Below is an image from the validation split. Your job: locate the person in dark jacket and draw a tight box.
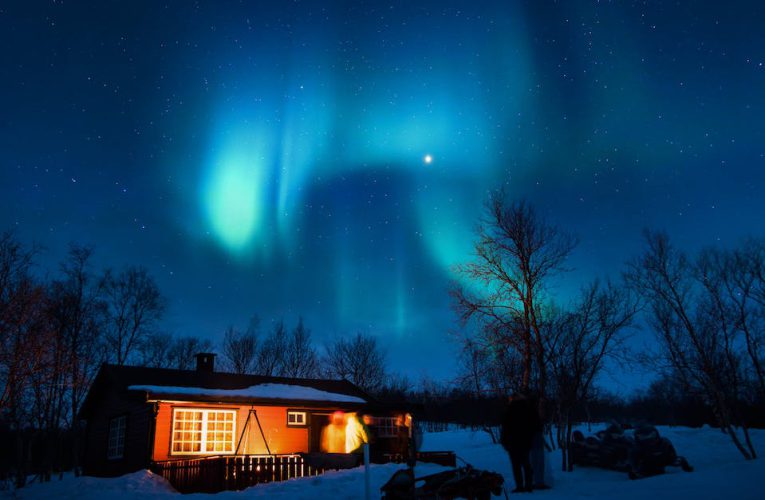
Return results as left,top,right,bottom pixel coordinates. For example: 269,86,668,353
500,393,542,493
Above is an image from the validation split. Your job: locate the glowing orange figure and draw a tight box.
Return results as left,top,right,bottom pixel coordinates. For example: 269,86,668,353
320,411,347,453
344,412,369,453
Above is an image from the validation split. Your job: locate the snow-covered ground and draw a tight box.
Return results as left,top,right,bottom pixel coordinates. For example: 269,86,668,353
7,425,764,499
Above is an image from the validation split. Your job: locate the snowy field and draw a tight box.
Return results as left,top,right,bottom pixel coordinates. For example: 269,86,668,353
6,425,764,499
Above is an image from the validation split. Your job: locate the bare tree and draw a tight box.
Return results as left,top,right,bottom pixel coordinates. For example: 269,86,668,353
377,373,413,400
452,194,576,396
256,319,287,376
626,231,757,459
323,332,386,393
46,245,107,476
101,266,165,365
457,320,528,401
0,233,57,487
167,336,214,370
454,336,510,443
544,281,637,471
713,240,765,400
282,318,319,378
137,331,174,368
0,232,48,424
221,320,258,375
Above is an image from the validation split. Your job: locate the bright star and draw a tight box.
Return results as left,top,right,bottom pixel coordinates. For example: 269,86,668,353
423,154,433,164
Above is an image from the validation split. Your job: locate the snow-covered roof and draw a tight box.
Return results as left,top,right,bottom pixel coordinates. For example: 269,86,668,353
127,383,367,404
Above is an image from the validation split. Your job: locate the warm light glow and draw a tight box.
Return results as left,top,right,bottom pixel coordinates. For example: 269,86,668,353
320,411,347,453
319,411,368,453
344,413,366,453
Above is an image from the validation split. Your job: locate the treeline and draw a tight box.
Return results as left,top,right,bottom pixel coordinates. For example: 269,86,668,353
199,320,390,394
378,375,765,437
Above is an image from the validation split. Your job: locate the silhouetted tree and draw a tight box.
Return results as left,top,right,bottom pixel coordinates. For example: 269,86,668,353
544,280,637,470
452,194,576,396
167,336,214,370
0,232,48,427
221,318,258,374
137,331,174,368
699,240,765,400
627,231,757,459
47,244,107,476
256,319,287,376
102,266,165,366
323,332,386,392
283,318,319,378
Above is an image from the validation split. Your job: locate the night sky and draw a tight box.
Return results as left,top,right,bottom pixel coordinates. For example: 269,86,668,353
2,1,764,389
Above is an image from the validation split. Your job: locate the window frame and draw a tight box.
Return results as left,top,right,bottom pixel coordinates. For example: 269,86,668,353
286,410,307,427
372,416,399,438
107,414,127,460
169,408,237,456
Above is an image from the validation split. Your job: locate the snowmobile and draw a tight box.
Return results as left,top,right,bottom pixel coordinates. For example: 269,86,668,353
571,424,693,479
381,463,505,500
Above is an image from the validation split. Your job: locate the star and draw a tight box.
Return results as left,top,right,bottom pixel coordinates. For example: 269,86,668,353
423,154,433,165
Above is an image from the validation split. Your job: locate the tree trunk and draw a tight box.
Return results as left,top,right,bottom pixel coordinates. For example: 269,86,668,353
566,419,574,472
742,425,757,459
558,414,571,472
724,424,753,460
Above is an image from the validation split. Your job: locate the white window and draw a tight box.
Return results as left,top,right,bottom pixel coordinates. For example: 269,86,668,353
107,415,127,459
373,417,399,438
171,409,236,455
287,410,306,426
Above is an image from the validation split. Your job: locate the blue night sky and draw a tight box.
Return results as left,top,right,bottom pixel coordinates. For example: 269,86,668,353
1,1,764,390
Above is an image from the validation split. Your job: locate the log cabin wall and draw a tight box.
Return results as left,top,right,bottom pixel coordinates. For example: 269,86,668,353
82,390,153,476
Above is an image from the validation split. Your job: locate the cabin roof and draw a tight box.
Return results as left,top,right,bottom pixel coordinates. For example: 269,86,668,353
79,363,375,418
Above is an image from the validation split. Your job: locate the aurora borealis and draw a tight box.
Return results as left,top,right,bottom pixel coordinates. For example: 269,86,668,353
2,1,764,386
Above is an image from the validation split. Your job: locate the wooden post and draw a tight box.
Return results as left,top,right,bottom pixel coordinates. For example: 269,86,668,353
364,443,371,500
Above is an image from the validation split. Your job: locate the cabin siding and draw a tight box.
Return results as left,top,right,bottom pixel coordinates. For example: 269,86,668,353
82,390,153,476
152,402,311,461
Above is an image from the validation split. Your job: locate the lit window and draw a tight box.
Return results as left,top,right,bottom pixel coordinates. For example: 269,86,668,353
171,409,236,455
287,410,307,426
107,415,127,459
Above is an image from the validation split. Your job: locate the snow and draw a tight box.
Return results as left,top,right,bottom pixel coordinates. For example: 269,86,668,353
5,469,176,500
9,425,764,499
127,383,367,404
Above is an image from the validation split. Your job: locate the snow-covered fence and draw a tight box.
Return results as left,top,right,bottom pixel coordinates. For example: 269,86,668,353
151,454,324,494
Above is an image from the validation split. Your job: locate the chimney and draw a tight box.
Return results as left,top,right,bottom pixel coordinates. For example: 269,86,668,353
195,352,216,372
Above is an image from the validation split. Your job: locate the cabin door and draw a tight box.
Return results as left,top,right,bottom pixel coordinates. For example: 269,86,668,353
309,412,331,452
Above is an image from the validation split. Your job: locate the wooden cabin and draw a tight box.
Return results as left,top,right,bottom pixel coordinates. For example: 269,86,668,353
79,353,410,477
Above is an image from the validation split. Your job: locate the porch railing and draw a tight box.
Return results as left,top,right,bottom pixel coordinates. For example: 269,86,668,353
151,451,458,494
150,454,324,494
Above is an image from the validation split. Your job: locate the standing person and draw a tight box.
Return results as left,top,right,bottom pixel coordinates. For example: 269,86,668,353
500,393,541,493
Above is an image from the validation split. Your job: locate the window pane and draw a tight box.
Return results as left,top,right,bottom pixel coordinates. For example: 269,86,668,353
107,416,127,459
171,409,233,455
